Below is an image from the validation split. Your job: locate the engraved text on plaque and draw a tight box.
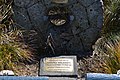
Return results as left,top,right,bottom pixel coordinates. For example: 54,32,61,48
44,58,74,72
52,0,68,3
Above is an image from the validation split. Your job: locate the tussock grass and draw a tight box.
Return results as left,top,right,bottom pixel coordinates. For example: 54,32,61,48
0,0,33,72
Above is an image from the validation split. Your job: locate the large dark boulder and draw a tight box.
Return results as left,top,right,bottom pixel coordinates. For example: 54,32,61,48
13,0,103,57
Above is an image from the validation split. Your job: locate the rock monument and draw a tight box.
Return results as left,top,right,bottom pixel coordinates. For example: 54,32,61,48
13,0,103,56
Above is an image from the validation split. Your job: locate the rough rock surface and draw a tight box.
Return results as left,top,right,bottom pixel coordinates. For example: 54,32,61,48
13,0,103,56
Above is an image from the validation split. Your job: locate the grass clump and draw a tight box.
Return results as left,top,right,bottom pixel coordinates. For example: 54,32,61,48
0,29,32,70
78,33,120,75
93,33,120,74
0,0,33,71
102,0,120,34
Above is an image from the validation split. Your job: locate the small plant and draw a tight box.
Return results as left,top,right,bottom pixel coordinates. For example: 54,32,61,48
0,29,33,70
100,33,120,74
102,0,120,34
92,33,120,74
0,0,33,71
78,33,120,75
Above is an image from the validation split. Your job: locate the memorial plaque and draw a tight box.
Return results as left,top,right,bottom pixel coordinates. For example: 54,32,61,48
44,58,74,72
39,56,77,76
52,0,68,3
